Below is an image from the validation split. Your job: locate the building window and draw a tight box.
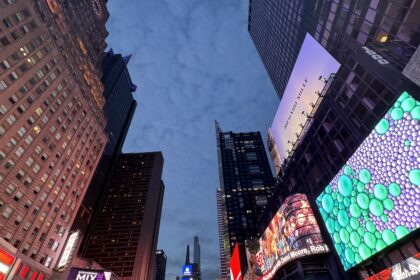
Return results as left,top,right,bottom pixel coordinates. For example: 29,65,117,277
5,160,14,170
44,256,53,267
2,206,13,219
15,147,25,157
246,152,257,160
0,60,10,69
249,165,261,174
5,184,16,194
13,191,23,202
14,215,22,225
1,37,10,46
0,80,7,91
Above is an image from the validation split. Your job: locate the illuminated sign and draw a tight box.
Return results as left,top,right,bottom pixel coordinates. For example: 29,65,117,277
182,265,192,276
365,252,420,280
316,91,420,270
58,231,80,270
361,46,390,65
0,247,15,279
230,244,242,280
270,33,340,168
249,194,328,279
67,268,112,280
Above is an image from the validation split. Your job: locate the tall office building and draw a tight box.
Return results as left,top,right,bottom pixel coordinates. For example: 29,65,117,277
81,152,165,280
216,188,229,279
193,236,200,271
155,250,167,280
0,0,109,278
215,121,275,278
72,49,137,237
249,0,420,278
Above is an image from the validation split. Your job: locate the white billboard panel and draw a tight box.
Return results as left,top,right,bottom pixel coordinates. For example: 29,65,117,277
270,33,341,167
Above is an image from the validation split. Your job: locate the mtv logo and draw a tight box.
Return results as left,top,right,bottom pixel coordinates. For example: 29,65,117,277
75,271,98,280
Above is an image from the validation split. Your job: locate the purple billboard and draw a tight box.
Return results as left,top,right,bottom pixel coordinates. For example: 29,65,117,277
67,268,113,280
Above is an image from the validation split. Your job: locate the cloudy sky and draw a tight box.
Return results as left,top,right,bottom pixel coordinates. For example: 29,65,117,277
106,0,278,278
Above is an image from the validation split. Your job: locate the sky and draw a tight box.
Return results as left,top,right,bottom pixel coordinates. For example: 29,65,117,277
105,1,279,279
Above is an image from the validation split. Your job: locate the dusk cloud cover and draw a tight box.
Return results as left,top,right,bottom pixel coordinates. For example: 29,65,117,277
105,1,278,278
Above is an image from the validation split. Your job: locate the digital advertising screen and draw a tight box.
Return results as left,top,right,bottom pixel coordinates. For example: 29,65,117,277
365,252,420,280
182,265,192,276
270,33,341,167
249,194,329,279
316,91,420,271
67,268,112,280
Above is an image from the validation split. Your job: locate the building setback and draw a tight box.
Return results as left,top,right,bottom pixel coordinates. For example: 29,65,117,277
81,153,165,280
215,121,275,278
249,0,420,278
0,0,109,278
155,250,167,280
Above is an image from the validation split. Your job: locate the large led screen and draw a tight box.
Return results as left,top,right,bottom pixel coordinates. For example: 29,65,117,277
270,33,340,167
365,252,420,280
254,194,329,279
316,91,420,271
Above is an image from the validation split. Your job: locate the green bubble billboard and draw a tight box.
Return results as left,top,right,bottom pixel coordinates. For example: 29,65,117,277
316,91,420,270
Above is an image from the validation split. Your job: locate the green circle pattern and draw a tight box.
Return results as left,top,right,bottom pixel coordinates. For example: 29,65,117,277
316,92,418,271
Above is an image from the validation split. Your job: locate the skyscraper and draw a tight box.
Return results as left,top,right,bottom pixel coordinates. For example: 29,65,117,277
181,244,200,280
215,121,275,278
72,48,137,237
193,236,200,271
0,0,109,278
81,152,165,280
249,0,420,278
216,188,229,279
155,250,167,280
248,1,319,99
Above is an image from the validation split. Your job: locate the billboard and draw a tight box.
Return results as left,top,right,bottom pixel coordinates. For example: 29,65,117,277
364,252,420,280
246,194,328,279
57,231,80,271
316,91,420,270
230,244,242,280
67,268,112,280
270,33,340,167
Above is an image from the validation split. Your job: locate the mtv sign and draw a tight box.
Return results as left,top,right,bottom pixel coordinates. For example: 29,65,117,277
77,272,99,280
68,268,111,280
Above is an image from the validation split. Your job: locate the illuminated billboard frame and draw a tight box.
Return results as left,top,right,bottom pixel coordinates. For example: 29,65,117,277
270,33,341,169
251,194,328,279
316,91,420,270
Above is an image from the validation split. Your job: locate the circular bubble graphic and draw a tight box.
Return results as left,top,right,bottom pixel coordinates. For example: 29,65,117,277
316,92,420,271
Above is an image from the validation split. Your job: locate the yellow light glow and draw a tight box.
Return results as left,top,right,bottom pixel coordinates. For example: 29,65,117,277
379,35,388,43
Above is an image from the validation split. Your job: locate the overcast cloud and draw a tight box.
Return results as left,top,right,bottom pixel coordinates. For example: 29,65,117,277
106,1,278,279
